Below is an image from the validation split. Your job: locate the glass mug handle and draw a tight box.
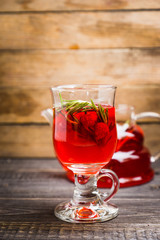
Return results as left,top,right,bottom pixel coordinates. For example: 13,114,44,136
134,111,160,163
134,112,160,121
97,169,119,202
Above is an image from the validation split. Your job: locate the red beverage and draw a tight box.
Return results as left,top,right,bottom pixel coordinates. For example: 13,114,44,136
53,104,117,173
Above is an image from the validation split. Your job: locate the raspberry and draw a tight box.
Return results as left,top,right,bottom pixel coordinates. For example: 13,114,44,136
73,111,85,121
80,111,98,129
95,122,109,141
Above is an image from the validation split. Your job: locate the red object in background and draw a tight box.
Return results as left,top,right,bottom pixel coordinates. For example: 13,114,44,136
53,106,117,174
66,124,154,187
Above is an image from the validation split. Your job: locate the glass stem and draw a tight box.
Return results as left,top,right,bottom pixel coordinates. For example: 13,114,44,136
71,173,100,206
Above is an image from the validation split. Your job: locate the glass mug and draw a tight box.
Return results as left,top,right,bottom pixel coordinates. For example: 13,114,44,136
42,104,160,188
51,84,119,223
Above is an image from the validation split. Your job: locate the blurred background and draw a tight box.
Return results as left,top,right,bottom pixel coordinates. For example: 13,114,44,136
0,0,160,158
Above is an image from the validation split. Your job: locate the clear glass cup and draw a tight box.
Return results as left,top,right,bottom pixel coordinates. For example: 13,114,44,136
51,84,119,223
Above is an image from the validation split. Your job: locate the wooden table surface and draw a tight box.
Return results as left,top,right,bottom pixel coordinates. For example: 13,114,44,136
0,158,160,240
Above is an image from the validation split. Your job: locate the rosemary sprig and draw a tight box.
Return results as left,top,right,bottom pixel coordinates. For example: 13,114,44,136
105,108,108,122
58,93,108,124
59,92,64,107
91,99,97,111
66,101,79,111
67,101,89,115
98,104,108,123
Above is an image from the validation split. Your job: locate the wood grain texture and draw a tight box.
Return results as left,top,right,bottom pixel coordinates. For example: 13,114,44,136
1,0,160,11
0,199,160,223
1,49,160,88
0,87,51,123
0,12,160,49
0,123,159,157
0,159,160,199
0,222,160,240
0,125,53,157
0,158,159,239
0,85,159,123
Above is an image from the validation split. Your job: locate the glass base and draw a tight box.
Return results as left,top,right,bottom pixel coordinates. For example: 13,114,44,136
54,201,118,223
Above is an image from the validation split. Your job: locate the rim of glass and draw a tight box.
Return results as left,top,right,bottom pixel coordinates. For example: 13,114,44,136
116,104,135,112
51,84,117,91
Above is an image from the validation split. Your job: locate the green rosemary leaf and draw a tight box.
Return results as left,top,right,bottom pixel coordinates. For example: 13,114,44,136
67,101,89,115
105,108,108,123
98,104,107,123
67,102,80,114
66,115,78,125
81,106,93,112
64,99,76,102
72,115,79,123
75,102,89,112
66,101,79,111
98,104,103,121
59,92,64,107
91,99,97,111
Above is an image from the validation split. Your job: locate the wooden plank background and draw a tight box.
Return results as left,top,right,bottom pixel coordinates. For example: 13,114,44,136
1,0,160,11
0,12,160,49
0,0,160,157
